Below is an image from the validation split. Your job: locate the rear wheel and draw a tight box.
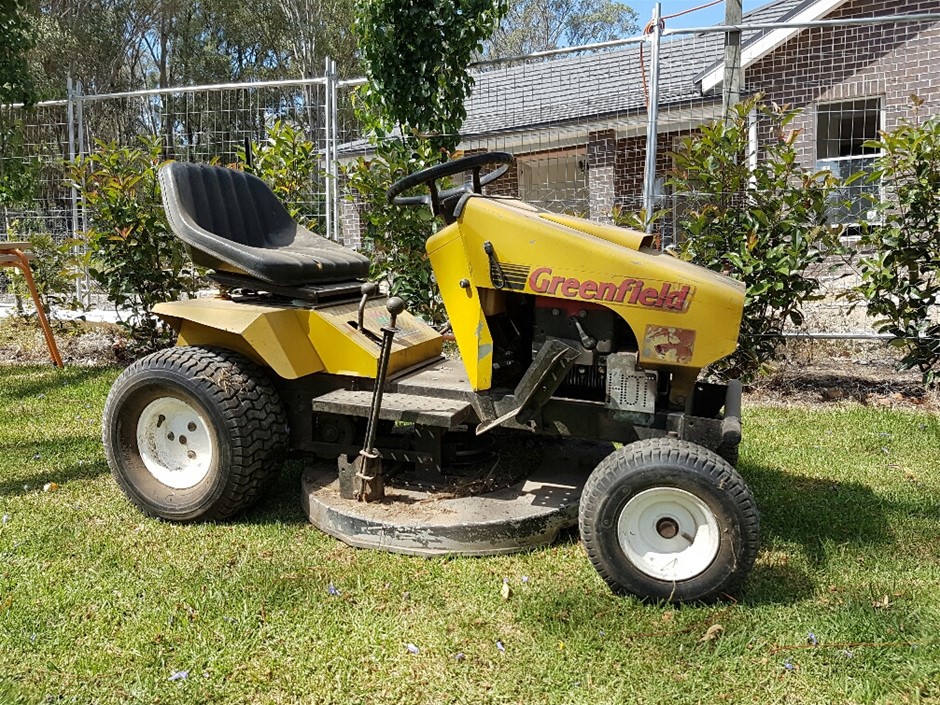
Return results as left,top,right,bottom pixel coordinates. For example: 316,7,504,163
579,438,759,603
103,346,288,522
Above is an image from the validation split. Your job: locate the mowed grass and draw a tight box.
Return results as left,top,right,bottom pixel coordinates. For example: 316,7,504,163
1,365,939,705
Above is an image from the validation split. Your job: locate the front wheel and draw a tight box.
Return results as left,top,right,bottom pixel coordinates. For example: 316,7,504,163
579,438,759,603
102,346,289,522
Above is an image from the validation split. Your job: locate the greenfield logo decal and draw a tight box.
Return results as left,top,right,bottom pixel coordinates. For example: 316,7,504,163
527,267,691,312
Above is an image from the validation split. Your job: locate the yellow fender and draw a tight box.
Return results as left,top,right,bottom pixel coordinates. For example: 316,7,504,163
155,297,443,380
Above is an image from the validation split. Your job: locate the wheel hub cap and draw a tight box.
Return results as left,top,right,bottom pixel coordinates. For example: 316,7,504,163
137,397,213,489
655,517,679,539
617,487,721,581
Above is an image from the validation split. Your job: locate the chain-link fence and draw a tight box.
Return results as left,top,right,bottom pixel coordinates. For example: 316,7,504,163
2,2,938,329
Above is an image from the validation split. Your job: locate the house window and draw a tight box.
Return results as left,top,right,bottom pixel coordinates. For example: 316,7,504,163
815,98,882,225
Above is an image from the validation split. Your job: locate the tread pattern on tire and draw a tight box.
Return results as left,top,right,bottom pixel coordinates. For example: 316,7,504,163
579,438,759,602
104,345,289,521
716,441,740,468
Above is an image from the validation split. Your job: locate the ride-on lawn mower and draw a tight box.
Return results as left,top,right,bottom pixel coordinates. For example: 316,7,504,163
102,152,758,603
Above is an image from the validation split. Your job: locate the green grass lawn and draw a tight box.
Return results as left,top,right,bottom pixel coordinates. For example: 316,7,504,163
1,365,939,705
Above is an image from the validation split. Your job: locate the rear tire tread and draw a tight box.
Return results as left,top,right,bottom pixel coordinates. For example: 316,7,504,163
104,346,288,521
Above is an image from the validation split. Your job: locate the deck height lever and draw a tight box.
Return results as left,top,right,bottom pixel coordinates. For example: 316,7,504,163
343,296,405,502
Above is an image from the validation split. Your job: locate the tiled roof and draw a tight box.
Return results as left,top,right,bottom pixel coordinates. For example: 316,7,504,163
461,0,809,136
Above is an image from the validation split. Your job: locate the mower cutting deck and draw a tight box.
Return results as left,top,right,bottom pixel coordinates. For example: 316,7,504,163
102,153,759,603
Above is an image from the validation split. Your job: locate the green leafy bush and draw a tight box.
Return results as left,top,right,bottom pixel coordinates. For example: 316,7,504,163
668,98,844,380
4,222,82,317
347,0,509,323
0,118,40,212
2,118,82,318
238,120,323,229
852,108,940,386
344,130,446,323
67,137,197,350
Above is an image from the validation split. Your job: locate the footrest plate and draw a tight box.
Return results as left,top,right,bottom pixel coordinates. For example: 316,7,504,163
312,390,473,429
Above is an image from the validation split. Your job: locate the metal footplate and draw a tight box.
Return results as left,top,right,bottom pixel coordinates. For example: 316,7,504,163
312,390,474,430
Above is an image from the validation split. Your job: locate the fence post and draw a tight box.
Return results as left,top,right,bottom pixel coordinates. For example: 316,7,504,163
66,76,84,305
722,0,743,119
76,81,91,308
748,106,758,188
330,57,340,243
642,3,662,234
324,58,333,244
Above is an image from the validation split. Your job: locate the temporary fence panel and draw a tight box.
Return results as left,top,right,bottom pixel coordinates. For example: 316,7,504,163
0,100,73,245
2,5,938,333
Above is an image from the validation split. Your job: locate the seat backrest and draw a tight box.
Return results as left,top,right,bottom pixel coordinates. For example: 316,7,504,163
160,162,296,248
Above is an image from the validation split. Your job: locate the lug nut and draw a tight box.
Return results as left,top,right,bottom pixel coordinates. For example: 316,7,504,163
187,422,197,432
179,435,187,445
167,432,175,441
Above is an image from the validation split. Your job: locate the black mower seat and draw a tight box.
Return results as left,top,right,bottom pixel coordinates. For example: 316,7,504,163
158,162,370,286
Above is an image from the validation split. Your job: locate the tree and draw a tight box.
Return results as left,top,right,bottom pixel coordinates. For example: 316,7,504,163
22,0,335,100
1,0,38,239
24,0,154,98
356,0,509,148
139,0,295,89
349,0,510,321
483,0,637,58
1,0,36,105
274,0,358,79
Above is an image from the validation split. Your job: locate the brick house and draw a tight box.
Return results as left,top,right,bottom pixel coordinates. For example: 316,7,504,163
340,0,939,243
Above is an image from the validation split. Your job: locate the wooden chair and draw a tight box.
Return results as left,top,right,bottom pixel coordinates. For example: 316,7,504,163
0,241,64,368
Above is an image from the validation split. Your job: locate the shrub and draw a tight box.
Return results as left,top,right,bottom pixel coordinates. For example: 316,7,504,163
667,98,845,380
852,106,940,386
4,221,82,317
238,120,323,230
344,132,446,324
0,117,40,212
67,137,198,350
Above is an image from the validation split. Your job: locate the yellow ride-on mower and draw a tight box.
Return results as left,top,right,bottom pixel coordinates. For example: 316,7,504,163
102,152,758,603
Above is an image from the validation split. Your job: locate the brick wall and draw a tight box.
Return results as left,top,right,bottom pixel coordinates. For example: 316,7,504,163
464,147,519,197
613,132,671,209
745,0,940,167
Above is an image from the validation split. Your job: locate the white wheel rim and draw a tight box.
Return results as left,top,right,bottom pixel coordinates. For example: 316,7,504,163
617,487,721,582
136,397,215,489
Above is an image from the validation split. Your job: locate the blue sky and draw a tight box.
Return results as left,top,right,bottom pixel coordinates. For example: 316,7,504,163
628,0,766,29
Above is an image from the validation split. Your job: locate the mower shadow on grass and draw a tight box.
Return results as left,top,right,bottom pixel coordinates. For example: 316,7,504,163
740,461,891,603
240,460,312,526
240,458,894,604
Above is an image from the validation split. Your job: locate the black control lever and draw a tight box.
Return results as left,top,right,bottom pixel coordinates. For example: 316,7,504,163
483,241,508,290
357,281,379,330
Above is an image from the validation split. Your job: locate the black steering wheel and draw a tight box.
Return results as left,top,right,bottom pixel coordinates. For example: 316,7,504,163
386,152,514,219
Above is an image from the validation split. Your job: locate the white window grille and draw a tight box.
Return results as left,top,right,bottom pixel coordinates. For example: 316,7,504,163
815,98,882,226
